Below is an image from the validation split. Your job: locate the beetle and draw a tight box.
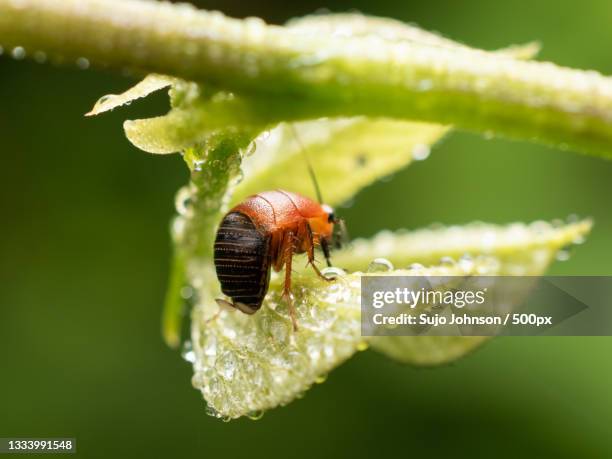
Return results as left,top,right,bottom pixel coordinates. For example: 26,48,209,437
213,189,340,330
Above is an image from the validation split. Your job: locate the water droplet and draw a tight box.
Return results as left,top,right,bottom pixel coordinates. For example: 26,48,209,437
33,51,47,63
244,141,256,157
412,143,431,161
367,258,394,272
11,46,26,60
551,218,564,228
566,214,580,223
97,94,116,105
171,216,186,242
232,169,244,185
408,263,425,270
556,249,570,261
247,410,264,420
417,79,433,91
203,336,217,357
174,186,193,216
193,159,204,172
216,352,237,379
76,57,90,69
180,285,194,300
458,254,474,272
321,267,346,279
181,341,196,363
314,374,328,384
439,256,456,266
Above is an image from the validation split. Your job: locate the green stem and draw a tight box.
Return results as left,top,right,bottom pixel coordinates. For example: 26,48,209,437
1,0,612,156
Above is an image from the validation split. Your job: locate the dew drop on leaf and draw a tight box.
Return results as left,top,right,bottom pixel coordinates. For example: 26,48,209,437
97,94,117,105
244,141,257,157
320,267,346,278
180,286,194,300
412,143,431,161
174,185,194,217
367,258,394,272
33,51,47,63
440,256,456,266
194,160,204,172
181,341,196,363
11,46,26,60
556,249,570,261
417,79,433,91
76,57,90,70
247,410,265,420
458,254,475,272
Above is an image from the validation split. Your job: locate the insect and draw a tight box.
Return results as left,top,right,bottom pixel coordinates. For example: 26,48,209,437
214,189,342,330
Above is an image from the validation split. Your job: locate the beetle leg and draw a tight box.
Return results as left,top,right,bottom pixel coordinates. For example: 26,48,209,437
306,224,334,282
282,231,299,332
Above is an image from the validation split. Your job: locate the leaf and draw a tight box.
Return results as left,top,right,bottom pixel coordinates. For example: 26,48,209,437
191,258,494,420
333,219,593,275
189,219,591,419
123,108,210,155
85,74,176,116
361,219,592,366
231,119,447,207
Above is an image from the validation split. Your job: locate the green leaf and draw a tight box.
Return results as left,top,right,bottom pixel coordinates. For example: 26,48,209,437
86,74,176,116
231,119,448,207
189,219,591,419
359,219,592,366
333,219,593,275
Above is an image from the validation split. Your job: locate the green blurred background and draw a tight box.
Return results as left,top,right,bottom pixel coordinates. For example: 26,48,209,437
1,0,611,457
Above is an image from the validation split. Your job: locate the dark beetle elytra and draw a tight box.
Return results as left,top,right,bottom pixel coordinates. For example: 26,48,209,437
214,189,337,330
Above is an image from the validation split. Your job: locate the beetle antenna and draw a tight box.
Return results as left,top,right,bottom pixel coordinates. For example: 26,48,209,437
289,123,325,204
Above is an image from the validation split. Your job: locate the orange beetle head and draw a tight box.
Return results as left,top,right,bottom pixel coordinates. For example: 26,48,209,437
308,203,335,243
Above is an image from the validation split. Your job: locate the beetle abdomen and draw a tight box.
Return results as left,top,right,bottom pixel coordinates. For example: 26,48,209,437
214,211,271,313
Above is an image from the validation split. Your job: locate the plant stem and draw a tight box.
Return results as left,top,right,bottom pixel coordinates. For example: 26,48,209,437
1,0,612,156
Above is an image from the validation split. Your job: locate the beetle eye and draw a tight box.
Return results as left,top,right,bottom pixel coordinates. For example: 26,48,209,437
328,212,335,223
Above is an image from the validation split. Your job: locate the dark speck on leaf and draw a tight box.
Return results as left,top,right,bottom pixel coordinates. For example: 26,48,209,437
355,153,368,167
